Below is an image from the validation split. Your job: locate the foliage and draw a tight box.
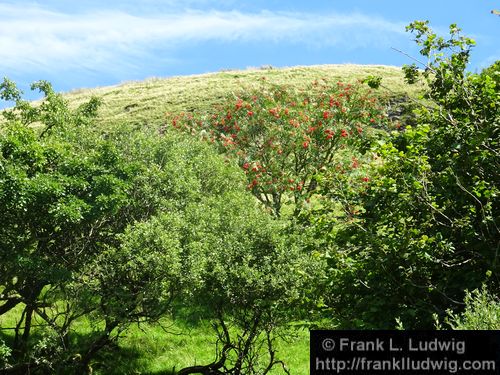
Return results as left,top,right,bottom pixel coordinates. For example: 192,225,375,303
0,80,184,372
168,79,387,217
0,339,11,367
435,285,500,330
362,75,382,89
309,22,499,328
173,194,322,375
0,78,100,133
0,78,324,374
481,59,500,87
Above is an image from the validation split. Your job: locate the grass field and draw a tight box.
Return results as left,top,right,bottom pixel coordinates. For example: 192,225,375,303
92,321,310,375
0,302,310,374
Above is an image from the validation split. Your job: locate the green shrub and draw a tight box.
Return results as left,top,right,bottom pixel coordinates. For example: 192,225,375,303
436,286,500,330
310,22,499,328
0,339,11,368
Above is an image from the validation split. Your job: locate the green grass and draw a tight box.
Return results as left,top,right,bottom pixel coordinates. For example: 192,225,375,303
92,320,310,375
1,306,309,375
92,319,218,375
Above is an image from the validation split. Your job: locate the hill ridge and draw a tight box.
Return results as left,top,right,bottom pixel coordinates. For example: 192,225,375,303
63,64,421,128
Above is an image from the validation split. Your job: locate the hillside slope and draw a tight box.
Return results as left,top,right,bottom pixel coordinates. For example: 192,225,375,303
64,64,423,128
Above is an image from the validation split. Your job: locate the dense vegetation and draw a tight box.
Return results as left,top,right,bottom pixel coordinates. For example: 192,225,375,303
0,21,498,374
308,21,500,328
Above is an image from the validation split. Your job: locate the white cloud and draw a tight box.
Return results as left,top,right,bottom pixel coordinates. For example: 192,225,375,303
0,3,407,76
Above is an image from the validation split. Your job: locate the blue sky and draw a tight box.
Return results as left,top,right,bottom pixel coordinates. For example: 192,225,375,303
1,0,499,103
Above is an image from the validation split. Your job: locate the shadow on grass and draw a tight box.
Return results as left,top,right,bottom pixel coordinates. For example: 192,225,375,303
92,344,177,375
1,311,231,375
170,304,216,328
1,328,178,375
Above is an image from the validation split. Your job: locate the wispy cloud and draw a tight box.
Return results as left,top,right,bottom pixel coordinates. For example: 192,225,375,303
0,3,407,77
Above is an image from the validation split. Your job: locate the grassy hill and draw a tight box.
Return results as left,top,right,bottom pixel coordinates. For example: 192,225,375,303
64,64,423,128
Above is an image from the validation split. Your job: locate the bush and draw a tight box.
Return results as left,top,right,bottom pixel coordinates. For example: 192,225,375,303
311,22,499,328
0,81,198,372
168,79,387,217
436,286,500,330
0,339,11,368
166,192,323,375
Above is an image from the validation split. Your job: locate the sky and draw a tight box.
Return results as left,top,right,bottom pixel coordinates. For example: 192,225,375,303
0,0,499,104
